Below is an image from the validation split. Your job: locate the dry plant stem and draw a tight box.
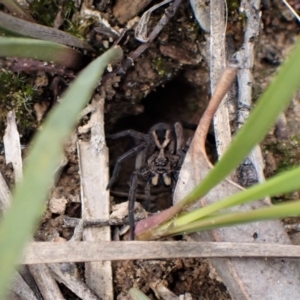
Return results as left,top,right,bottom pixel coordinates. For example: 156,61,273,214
149,282,179,300
42,223,89,299
28,265,64,300
134,0,173,42
3,111,23,182
103,0,183,81
0,113,11,212
209,0,232,156
22,241,300,264
70,219,84,241
0,171,10,212
78,95,113,300
18,266,43,300
48,264,100,300
63,215,145,228
196,65,238,152
282,0,300,21
10,271,38,300
235,0,265,184
42,224,83,299
6,292,22,300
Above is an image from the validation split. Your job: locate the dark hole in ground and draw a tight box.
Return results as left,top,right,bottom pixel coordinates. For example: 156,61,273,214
106,76,215,213
107,78,198,213
111,78,198,133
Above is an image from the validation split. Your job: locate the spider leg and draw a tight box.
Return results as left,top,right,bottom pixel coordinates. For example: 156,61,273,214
128,171,139,240
128,149,148,240
144,180,151,211
174,122,185,155
107,129,148,141
107,143,146,189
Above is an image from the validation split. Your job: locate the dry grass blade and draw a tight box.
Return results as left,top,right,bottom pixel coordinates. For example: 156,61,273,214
28,264,64,300
78,96,113,299
0,12,93,51
0,172,10,212
3,111,23,182
21,241,300,264
48,264,100,300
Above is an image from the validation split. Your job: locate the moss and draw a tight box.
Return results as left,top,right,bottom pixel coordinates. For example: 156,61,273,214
240,10,247,29
265,137,300,174
0,70,38,136
264,136,300,203
29,0,87,37
152,58,167,77
227,0,240,12
30,0,60,27
64,16,94,39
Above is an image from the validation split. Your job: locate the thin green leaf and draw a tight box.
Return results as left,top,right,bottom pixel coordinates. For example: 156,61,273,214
172,164,300,227
128,288,151,300
0,46,123,299
167,201,300,235
0,37,82,69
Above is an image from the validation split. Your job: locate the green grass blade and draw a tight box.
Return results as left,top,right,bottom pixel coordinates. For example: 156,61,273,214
167,200,300,235
173,164,300,227
0,37,82,68
0,46,122,299
129,288,151,300
181,38,300,206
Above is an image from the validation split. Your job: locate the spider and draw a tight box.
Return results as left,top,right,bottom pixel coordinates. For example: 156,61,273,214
106,122,187,239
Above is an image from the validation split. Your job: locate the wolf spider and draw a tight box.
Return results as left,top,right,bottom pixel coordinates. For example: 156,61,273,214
107,122,187,239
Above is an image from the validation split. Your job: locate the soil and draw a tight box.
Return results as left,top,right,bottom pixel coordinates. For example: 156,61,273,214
1,0,300,299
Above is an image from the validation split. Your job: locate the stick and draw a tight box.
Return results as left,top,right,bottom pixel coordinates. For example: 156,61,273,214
78,95,113,299
22,241,300,264
102,0,183,81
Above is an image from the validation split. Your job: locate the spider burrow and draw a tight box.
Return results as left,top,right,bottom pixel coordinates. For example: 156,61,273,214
106,122,188,240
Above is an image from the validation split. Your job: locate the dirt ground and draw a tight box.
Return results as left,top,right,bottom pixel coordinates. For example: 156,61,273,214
1,0,300,299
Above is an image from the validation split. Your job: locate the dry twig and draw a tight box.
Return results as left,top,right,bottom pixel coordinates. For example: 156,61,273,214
102,0,183,81
22,241,300,264
78,95,113,299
